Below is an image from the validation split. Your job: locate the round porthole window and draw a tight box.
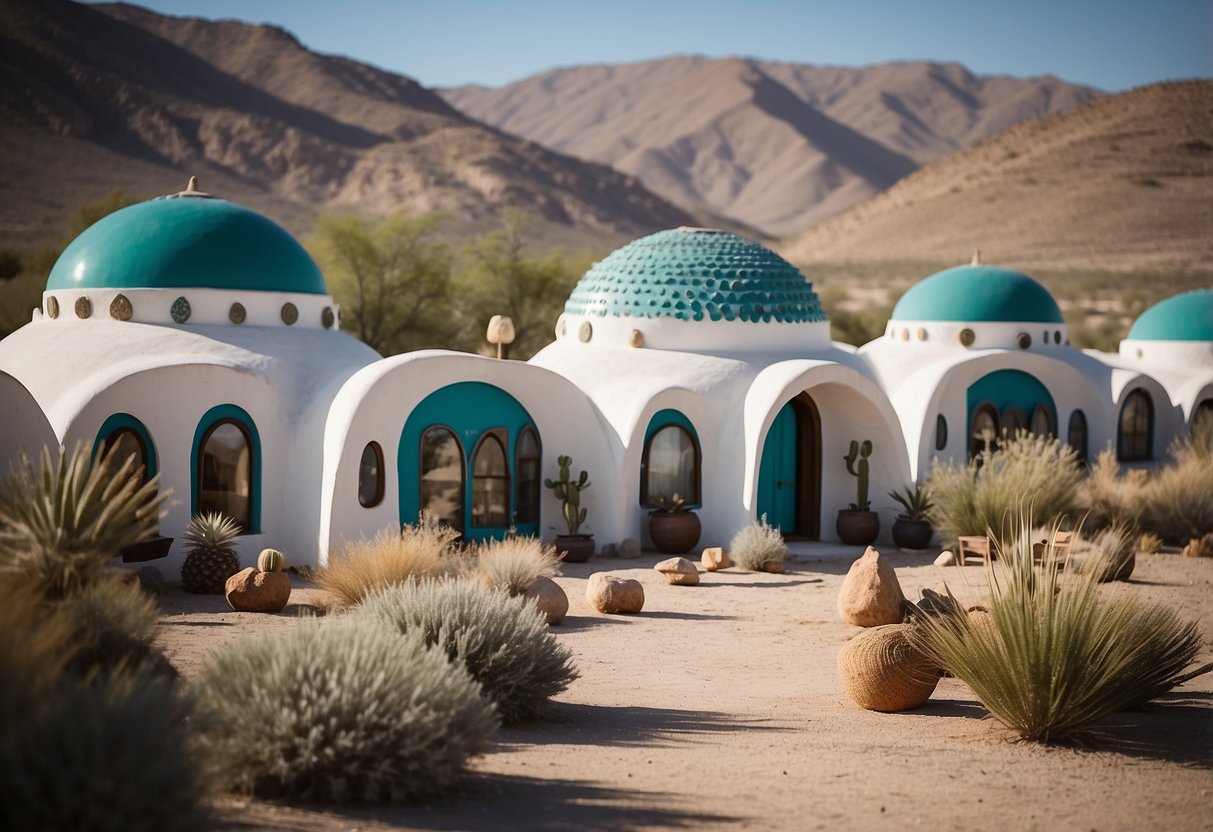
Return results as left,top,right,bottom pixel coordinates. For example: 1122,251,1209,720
900,328,910,341
1017,332,1031,349
321,306,335,329
281,302,298,326
917,327,928,342
46,296,59,319
958,328,975,347
229,302,246,325
579,321,593,343
1053,331,1061,345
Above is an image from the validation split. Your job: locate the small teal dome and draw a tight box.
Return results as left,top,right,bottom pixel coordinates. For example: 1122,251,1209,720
47,195,326,295
1128,290,1213,341
891,265,1063,324
564,229,826,324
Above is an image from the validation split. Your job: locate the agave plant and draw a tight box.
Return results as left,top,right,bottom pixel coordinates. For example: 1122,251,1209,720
180,512,242,594
0,442,165,598
889,484,933,521
647,493,690,513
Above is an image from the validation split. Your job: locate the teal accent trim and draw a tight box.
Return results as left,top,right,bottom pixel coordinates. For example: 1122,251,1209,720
564,229,826,324
93,413,158,479
48,197,327,295
757,402,797,531
892,265,1063,323
1127,289,1213,342
640,409,701,507
190,404,262,534
966,370,1056,438
398,382,538,543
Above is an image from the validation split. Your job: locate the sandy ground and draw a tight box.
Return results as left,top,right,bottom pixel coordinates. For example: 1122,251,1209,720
155,546,1213,831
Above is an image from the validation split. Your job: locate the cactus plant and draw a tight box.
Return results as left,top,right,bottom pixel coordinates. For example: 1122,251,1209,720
181,512,241,594
257,548,286,573
844,439,873,511
544,455,590,536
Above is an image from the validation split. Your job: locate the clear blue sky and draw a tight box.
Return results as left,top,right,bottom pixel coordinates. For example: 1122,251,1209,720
108,0,1210,91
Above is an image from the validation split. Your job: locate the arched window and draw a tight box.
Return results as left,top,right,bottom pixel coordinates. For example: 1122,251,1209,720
1067,410,1088,464
969,404,999,459
471,431,509,528
641,421,701,506
420,427,464,530
935,414,947,451
515,426,541,524
1001,406,1027,440
1118,389,1153,461
1030,405,1054,438
95,413,157,482
198,420,253,531
358,442,384,508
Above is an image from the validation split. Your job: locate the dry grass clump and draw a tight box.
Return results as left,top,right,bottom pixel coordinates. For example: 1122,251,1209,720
357,577,578,722
471,535,561,595
1078,450,1147,532
912,517,1204,743
928,431,1082,549
193,616,498,802
729,515,788,570
318,518,460,608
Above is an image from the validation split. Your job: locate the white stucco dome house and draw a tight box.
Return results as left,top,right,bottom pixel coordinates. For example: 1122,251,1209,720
1,189,1208,574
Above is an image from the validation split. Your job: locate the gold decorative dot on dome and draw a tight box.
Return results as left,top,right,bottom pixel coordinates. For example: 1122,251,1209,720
75,297,92,319
46,296,59,319
578,321,593,343
629,328,644,348
281,302,298,326
958,328,975,347
917,327,928,341
321,306,335,329
110,293,132,321
229,302,246,325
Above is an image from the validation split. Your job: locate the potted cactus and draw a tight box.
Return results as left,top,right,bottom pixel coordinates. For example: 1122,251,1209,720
836,439,880,546
646,493,702,554
544,455,594,562
889,484,934,549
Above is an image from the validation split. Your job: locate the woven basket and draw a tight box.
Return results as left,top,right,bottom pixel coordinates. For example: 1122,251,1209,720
838,623,939,712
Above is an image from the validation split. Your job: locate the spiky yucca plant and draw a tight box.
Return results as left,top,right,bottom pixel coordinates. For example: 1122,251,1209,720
472,535,561,596
181,512,241,594
0,442,165,598
912,515,1204,743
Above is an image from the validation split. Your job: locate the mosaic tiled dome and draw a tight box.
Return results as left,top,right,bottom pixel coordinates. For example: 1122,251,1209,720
891,265,1063,324
564,229,826,324
1128,289,1213,341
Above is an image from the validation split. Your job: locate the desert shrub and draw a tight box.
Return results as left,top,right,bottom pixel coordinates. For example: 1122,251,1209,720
0,442,165,598
1078,450,1146,532
1070,524,1137,582
912,516,1204,743
472,535,561,595
1138,419,1213,543
927,431,1082,549
318,517,460,607
357,577,578,721
65,574,176,679
193,617,498,802
1138,531,1162,554
729,515,788,570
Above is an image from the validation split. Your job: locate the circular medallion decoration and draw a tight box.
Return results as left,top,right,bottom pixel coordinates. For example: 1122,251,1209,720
958,328,975,347
321,306,335,329
917,327,928,341
109,293,133,321
1017,332,1031,350
74,297,92,319
171,296,191,324
629,328,644,348
900,328,911,341
229,302,247,325
578,321,593,343
46,296,59,319
281,302,298,326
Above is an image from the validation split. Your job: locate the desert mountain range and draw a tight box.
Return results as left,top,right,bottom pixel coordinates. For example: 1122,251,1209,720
781,80,1213,271
443,57,1100,236
0,0,695,249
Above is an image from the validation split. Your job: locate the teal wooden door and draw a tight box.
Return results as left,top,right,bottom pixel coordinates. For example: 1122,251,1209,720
757,402,798,532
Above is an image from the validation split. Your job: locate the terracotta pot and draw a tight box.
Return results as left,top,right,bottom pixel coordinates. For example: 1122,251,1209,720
891,518,933,550
836,510,880,546
554,535,595,563
648,511,701,555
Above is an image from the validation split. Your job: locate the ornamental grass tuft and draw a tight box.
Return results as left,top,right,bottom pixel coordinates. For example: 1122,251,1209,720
357,577,578,722
193,616,499,802
911,515,1204,743
318,516,461,608
471,535,561,596
728,515,788,571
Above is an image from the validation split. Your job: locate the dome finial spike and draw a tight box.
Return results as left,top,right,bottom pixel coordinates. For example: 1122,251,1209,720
186,175,199,193
971,249,982,266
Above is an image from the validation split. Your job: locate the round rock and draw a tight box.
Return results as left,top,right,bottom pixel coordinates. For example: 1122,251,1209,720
525,576,569,624
225,567,291,613
654,557,699,586
701,547,732,571
586,572,644,614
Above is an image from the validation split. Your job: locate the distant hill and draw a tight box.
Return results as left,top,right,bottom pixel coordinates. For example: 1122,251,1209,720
781,81,1213,271
442,56,1100,236
0,0,698,250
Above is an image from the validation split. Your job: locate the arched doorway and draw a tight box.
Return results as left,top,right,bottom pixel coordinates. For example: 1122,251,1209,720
756,392,821,539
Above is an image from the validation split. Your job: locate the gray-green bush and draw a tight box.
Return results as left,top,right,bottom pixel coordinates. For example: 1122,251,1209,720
193,616,498,802
928,431,1082,548
472,535,561,595
357,577,578,721
65,574,176,679
728,515,788,570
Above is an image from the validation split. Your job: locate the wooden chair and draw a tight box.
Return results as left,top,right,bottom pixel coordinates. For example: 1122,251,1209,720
957,535,991,565
1032,531,1072,566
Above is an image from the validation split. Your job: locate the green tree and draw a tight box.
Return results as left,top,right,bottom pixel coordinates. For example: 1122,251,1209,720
456,212,587,360
309,212,456,355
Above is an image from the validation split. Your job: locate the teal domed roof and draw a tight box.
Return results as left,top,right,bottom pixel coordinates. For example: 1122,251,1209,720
891,265,1063,324
47,194,326,295
563,229,825,323
1128,289,1213,341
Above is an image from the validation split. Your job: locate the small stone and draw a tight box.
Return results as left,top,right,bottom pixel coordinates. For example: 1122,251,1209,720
586,572,644,614
701,547,732,571
618,538,642,559
225,567,291,613
655,557,699,585
601,543,619,558
934,551,958,567
525,576,569,624
838,546,907,627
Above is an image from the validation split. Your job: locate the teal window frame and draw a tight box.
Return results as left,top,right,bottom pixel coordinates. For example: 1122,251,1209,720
94,413,157,480
639,409,702,508
191,403,261,533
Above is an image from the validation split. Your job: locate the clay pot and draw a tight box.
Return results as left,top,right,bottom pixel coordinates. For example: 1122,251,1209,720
648,511,702,555
836,510,880,546
891,518,933,550
554,535,595,563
